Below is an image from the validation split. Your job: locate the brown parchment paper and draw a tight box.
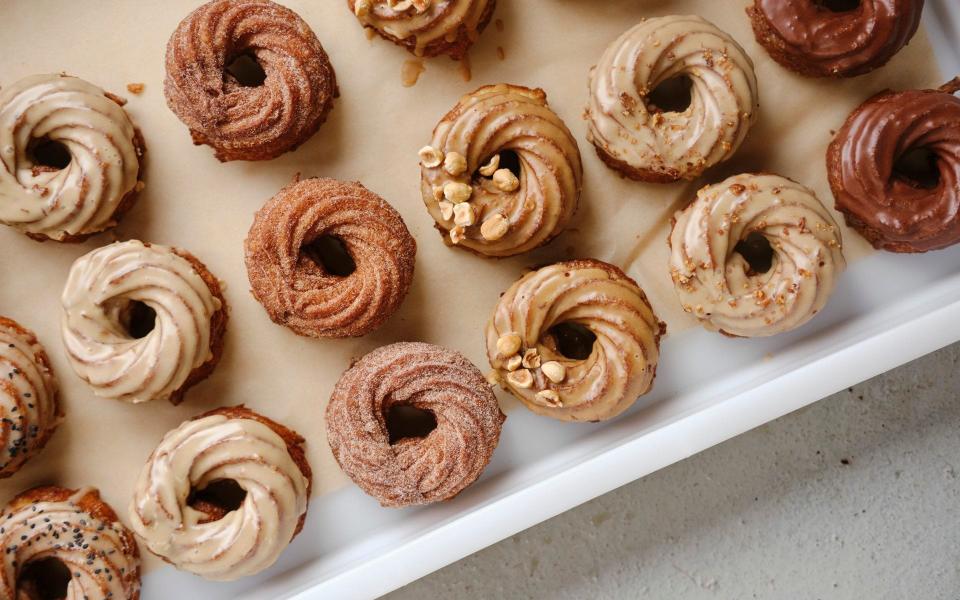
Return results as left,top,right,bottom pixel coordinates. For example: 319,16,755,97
0,0,942,574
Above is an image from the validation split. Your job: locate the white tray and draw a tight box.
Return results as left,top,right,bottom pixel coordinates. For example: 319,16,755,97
134,3,958,599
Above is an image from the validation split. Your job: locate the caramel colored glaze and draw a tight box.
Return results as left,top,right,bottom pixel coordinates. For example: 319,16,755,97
586,16,759,183
0,74,144,242
486,260,665,422
0,318,61,478
61,241,227,404
326,342,504,508
669,173,846,338
828,80,960,253
421,84,582,257
1,486,141,599
349,0,496,60
164,0,337,161
130,407,310,581
244,178,417,338
748,0,924,78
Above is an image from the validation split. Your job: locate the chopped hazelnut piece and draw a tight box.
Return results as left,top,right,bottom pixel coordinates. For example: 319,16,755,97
443,181,473,204
419,145,443,168
449,225,466,245
486,370,501,386
493,168,520,192
438,200,454,221
432,185,444,201
506,355,523,372
541,361,566,383
479,154,500,177
536,390,562,407
355,0,372,18
453,202,475,227
480,213,509,241
126,83,145,95
506,369,533,388
496,332,522,357
521,348,541,369
444,151,468,176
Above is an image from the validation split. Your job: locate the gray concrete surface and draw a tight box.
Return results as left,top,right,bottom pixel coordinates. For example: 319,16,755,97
386,342,960,599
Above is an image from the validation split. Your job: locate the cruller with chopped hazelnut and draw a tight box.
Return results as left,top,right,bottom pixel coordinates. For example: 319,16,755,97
420,84,582,258
485,260,665,422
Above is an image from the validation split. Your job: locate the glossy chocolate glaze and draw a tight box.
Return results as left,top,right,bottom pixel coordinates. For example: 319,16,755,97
749,0,924,77
828,79,960,253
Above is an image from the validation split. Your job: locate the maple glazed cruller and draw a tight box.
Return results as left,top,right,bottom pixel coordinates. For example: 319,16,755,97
420,84,582,257
586,15,758,183
486,260,665,422
129,406,311,581
669,173,846,338
60,240,228,404
0,74,144,242
348,0,497,60
164,0,338,161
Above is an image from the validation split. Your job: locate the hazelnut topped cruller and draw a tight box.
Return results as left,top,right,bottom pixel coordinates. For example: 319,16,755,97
420,84,582,258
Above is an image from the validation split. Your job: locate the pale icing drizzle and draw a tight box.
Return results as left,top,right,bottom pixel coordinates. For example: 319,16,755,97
129,414,309,581
586,15,758,181
60,240,221,403
0,487,140,599
669,173,846,337
0,318,59,477
0,74,141,240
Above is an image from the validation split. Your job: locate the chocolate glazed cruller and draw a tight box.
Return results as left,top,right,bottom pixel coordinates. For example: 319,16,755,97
0,74,144,242
61,240,227,404
586,15,759,183
747,0,924,78
245,177,417,338
348,0,496,59
486,260,665,422
129,406,311,581
420,84,582,257
828,78,960,253
1,486,141,599
0,317,61,478
326,342,505,507
669,173,846,338
164,0,338,161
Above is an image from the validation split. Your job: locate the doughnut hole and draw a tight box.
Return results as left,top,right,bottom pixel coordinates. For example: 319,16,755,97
188,479,247,523
18,556,71,600
893,146,940,190
225,52,267,87
386,405,437,444
474,149,522,180
646,76,693,113
27,138,71,171
814,0,861,12
302,235,357,277
117,301,157,339
543,322,597,361
734,232,775,275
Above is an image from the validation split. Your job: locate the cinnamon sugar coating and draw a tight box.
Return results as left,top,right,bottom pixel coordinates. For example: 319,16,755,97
326,342,505,507
244,178,417,338
164,0,338,161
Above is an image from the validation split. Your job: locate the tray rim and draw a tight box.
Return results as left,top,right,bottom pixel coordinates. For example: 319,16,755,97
257,5,960,598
